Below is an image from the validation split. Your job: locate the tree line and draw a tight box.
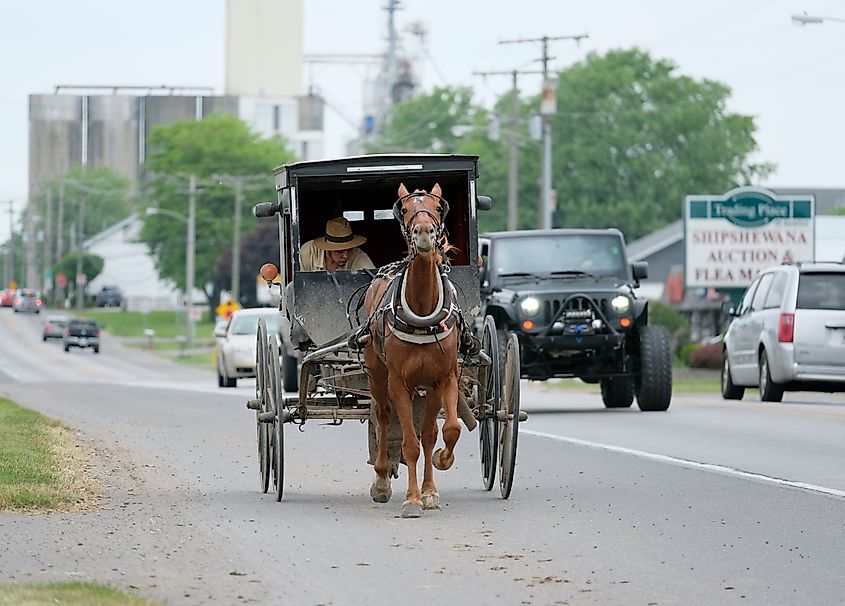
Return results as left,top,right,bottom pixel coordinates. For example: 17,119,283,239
22,48,771,311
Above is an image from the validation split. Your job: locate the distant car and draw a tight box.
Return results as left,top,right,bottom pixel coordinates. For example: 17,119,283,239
215,308,279,388
43,314,72,341
0,289,14,307
96,286,124,308
13,289,43,313
722,262,845,402
63,318,101,353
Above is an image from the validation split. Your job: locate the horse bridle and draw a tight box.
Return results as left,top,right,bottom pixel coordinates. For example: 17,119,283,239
392,190,450,246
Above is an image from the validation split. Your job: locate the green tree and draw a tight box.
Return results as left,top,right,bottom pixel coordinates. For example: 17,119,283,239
457,89,542,232
53,251,104,306
35,166,133,260
140,113,296,311
367,86,484,153
549,48,773,240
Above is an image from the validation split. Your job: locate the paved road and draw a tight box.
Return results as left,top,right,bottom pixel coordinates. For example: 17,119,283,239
1,309,844,605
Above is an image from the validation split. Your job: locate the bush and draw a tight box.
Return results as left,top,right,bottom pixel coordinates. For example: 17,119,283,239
688,342,722,369
679,342,701,366
648,300,690,357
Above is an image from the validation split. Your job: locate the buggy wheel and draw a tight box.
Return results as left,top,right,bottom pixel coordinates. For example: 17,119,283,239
256,319,271,493
478,315,500,491
498,332,521,499
268,339,285,501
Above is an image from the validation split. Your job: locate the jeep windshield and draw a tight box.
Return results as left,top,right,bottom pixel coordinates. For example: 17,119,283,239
491,234,627,280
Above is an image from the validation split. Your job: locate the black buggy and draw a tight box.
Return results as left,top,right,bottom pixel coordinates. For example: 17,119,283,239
247,154,526,501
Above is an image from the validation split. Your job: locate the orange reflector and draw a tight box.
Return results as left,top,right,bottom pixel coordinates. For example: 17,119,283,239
620,317,632,328
522,320,534,330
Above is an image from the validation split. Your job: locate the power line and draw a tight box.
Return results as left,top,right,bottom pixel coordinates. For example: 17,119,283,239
474,69,542,230
499,33,589,230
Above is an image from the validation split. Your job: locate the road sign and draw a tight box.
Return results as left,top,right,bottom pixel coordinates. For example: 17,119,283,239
56,272,67,288
76,273,87,286
189,307,203,322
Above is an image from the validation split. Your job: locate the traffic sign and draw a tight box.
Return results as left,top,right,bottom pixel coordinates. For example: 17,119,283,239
56,273,67,288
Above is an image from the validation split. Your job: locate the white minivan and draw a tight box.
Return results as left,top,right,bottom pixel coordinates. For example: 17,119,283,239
722,262,845,402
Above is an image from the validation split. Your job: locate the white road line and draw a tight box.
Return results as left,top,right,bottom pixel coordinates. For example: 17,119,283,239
523,429,845,499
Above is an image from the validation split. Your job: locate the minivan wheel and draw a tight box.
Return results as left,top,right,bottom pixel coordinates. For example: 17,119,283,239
759,350,784,403
721,354,745,400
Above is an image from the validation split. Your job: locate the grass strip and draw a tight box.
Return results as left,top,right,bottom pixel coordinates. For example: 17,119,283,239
0,398,97,511
0,582,158,605
82,310,213,339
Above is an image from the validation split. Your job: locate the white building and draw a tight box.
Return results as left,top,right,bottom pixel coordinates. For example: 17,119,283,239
84,215,203,312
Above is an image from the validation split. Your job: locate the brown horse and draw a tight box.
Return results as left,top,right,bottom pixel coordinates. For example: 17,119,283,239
363,183,461,518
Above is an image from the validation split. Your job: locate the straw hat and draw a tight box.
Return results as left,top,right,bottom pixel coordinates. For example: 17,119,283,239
314,217,367,251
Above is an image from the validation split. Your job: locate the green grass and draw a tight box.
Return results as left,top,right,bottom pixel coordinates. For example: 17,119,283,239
546,374,720,395
0,398,84,510
83,310,214,339
0,582,159,605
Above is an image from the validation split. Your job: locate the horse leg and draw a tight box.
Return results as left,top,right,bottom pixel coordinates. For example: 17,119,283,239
369,367,393,503
433,373,461,471
420,400,441,510
388,376,422,518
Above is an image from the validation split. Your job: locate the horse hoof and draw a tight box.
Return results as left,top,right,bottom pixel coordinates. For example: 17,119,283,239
433,448,454,471
401,500,423,518
421,491,440,510
370,480,392,503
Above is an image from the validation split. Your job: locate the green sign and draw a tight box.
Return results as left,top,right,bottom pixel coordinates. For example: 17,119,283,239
688,189,813,227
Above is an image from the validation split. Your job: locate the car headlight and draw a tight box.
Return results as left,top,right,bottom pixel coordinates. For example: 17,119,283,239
519,296,541,316
611,295,631,313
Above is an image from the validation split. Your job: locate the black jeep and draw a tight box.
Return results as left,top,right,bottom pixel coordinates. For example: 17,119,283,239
479,229,672,411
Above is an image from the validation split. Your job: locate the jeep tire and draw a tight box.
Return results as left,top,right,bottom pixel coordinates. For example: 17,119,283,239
282,351,298,393
635,325,672,411
601,377,634,408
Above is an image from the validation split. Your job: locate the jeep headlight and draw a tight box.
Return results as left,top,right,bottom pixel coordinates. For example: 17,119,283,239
611,295,631,313
519,296,541,316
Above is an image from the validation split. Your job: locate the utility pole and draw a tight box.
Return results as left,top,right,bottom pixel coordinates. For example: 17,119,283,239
186,174,196,347
43,189,52,291
232,177,243,304
500,33,588,229
474,68,542,230
56,182,65,261
75,196,86,312
25,203,37,288
2,200,12,289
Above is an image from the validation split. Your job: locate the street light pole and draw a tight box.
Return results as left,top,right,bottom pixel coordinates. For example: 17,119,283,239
186,174,196,347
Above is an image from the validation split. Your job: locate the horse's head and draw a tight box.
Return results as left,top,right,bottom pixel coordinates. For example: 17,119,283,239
394,183,449,256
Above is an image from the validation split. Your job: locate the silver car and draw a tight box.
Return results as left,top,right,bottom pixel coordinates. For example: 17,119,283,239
722,262,845,401
215,308,280,388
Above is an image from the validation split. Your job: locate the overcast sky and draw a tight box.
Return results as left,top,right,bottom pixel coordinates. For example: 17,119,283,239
2,0,845,237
